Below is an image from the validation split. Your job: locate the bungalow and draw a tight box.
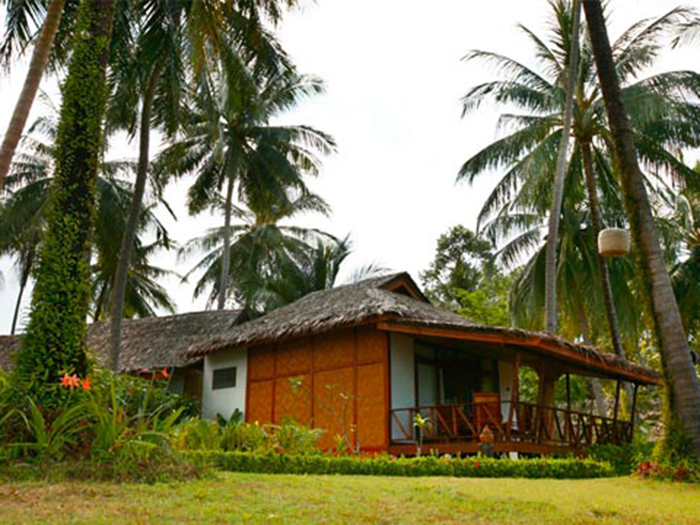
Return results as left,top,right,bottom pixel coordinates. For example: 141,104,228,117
0,310,246,399
189,272,660,456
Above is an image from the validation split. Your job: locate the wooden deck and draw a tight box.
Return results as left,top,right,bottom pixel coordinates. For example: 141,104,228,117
389,401,633,456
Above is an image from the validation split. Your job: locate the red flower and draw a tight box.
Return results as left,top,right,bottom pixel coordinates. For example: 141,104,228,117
82,378,91,391
475,461,480,468
161,367,170,379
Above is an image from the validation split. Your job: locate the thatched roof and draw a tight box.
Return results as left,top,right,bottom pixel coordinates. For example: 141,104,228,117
189,272,660,385
0,310,245,373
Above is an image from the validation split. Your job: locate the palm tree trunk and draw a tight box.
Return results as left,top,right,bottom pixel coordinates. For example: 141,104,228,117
581,141,635,405
108,66,161,371
579,291,607,416
217,174,235,310
545,0,581,334
11,257,33,334
0,0,65,195
584,0,700,459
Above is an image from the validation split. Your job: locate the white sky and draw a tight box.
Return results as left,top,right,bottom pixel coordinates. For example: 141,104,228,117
0,0,697,334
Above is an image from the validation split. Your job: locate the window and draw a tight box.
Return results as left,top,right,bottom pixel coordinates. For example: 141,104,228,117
212,366,237,390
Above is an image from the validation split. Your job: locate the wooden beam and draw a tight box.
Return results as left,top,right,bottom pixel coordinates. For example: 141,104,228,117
566,372,571,411
613,379,621,444
375,322,660,385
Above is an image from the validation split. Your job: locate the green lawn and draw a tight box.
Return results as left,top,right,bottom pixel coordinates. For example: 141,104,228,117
1,473,699,523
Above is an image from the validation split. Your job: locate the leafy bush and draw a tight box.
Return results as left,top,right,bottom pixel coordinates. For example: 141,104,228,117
587,441,654,475
637,459,700,483
183,451,614,479
0,371,201,482
172,416,322,455
97,370,197,422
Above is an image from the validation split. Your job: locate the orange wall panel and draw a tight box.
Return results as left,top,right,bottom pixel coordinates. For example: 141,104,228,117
248,346,276,381
313,366,356,450
356,362,387,449
247,380,274,424
275,337,312,377
274,375,312,426
356,326,386,364
313,329,355,371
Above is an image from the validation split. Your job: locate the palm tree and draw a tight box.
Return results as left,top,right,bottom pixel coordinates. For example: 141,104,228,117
0,111,175,332
179,189,335,315
159,60,335,312
247,236,388,314
583,0,700,460
105,0,299,371
667,187,700,349
458,2,700,360
0,0,68,194
91,238,176,321
545,0,581,334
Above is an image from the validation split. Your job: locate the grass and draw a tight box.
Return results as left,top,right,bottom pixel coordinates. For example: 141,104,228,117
1,473,699,523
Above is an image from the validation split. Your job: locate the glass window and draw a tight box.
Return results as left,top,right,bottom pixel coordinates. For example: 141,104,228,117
212,366,237,390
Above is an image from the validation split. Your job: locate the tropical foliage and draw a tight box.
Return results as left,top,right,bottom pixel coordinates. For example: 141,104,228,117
457,1,700,352
0,109,176,328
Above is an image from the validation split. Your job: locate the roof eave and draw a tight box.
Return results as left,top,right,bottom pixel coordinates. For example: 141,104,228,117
376,320,661,386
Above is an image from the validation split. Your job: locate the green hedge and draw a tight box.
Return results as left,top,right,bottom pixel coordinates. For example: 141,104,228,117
184,451,614,479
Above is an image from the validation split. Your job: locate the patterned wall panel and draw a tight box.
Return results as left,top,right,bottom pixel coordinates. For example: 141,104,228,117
356,326,387,364
274,375,312,426
247,380,274,424
248,346,276,382
275,337,312,377
357,362,387,449
313,366,356,450
313,329,355,371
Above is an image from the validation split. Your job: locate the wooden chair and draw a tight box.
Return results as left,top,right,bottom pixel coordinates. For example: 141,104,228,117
473,392,503,438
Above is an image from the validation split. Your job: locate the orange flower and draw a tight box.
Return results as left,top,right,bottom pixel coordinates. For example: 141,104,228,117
161,367,170,379
82,378,91,391
60,373,80,389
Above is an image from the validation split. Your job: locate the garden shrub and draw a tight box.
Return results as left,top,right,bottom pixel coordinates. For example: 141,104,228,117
587,441,654,475
183,451,615,479
172,416,322,455
637,459,700,483
0,371,202,482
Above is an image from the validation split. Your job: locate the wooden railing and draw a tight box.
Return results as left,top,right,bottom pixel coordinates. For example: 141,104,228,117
390,401,633,449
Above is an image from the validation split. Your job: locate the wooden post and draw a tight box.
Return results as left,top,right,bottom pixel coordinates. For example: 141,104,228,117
507,352,521,440
630,383,639,441
613,379,621,444
535,363,546,441
565,372,572,441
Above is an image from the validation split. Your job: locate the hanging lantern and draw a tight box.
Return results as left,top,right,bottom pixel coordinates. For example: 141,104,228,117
598,228,630,257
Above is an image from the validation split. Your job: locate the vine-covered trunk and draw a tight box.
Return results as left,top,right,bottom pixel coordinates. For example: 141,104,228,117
584,0,700,460
108,66,161,371
0,0,66,195
581,141,634,403
544,0,581,334
16,0,116,395
217,175,235,310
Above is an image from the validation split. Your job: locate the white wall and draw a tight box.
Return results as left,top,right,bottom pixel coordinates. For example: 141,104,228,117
390,333,415,441
202,348,248,420
498,360,514,423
